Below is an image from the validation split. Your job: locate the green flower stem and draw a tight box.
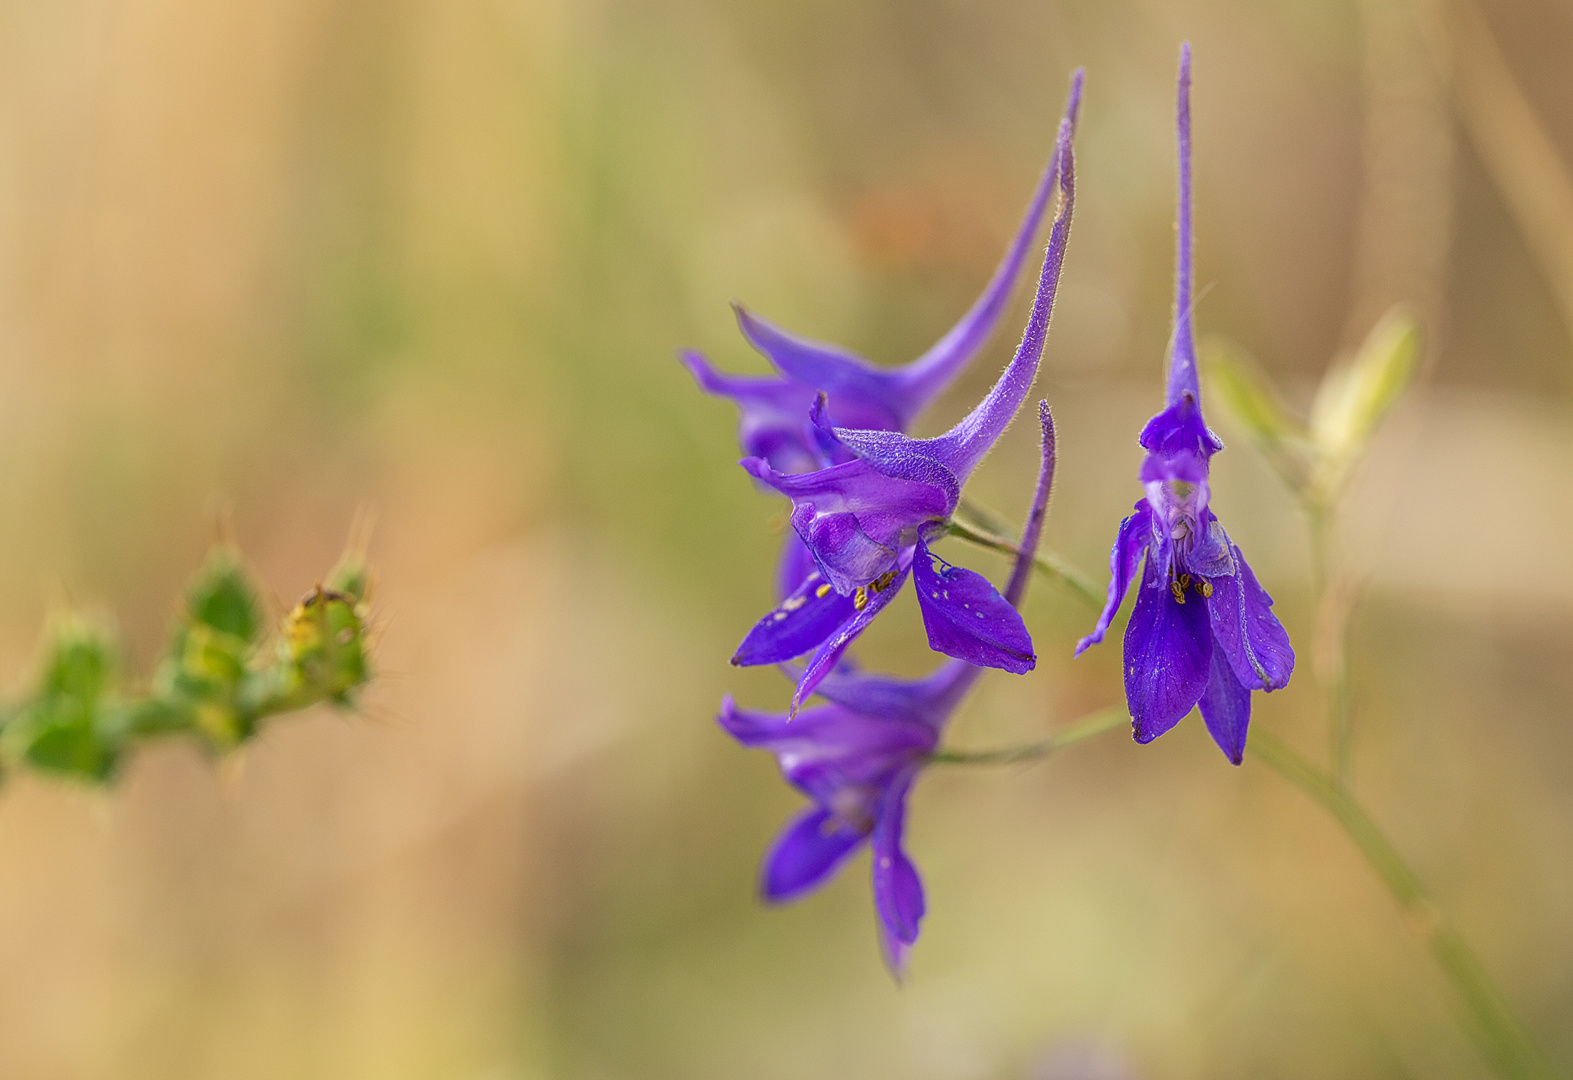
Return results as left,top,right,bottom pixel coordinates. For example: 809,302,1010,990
1307,505,1356,789
929,705,1126,766
1250,728,1558,1080
945,517,1104,610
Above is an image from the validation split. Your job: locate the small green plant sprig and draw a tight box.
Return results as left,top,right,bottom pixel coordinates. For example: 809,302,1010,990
0,542,374,784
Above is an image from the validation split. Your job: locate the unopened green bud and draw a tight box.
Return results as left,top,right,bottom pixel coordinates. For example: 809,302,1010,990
1201,338,1313,495
156,548,266,750
246,586,370,715
1309,308,1421,503
184,548,264,645
4,620,121,781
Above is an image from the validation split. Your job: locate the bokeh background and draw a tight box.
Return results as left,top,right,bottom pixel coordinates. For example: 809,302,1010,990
0,0,1567,1076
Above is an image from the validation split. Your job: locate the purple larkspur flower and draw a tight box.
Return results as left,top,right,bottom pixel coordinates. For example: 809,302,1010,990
730,114,1078,713
719,662,964,977
681,71,1084,479
722,404,1059,977
1074,46,1293,764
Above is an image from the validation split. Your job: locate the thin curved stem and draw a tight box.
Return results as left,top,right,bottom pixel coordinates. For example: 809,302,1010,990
929,705,1126,766
1308,505,1356,788
946,517,1103,610
1250,729,1558,1080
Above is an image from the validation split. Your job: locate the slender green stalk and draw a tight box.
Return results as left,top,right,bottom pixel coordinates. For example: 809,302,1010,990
1307,505,1356,788
955,497,1016,541
929,705,1126,766
946,517,1104,610
1307,504,1332,600
1249,729,1557,1080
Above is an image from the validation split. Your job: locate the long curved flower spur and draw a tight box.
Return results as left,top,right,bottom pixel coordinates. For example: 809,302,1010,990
1075,45,1293,763
681,71,1084,480
683,71,1082,602
720,403,1061,978
731,112,1078,714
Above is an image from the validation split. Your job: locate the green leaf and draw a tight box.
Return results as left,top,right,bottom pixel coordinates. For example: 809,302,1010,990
185,548,264,644
37,621,116,703
6,622,122,781
1200,338,1313,495
1309,308,1422,503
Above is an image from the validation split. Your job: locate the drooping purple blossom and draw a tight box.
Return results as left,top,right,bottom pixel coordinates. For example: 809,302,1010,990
681,71,1084,479
732,114,1078,712
721,403,1059,977
719,663,963,977
1074,45,1293,763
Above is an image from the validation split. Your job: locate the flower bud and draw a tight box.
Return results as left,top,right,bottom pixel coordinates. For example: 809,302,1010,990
1308,308,1421,502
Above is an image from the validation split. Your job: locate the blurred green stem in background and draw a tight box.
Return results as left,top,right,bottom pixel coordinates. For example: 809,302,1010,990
946,513,1103,610
1306,505,1356,789
1249,730,1560,1080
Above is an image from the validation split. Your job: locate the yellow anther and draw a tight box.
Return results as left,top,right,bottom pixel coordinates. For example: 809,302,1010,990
1169,579,1187,604
1195,579,1213,598
853,586,869,612
815,583,832,599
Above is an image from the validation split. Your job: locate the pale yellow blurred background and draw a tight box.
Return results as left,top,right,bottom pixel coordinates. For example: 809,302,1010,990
0,0,1567,1077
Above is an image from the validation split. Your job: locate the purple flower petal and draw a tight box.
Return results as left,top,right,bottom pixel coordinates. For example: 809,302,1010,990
878,921,913,982
775,531,820,600
871,767,925,953
743,456,949,594
733,306,906,427
1197,644,1252,764
719,700,932,765
813,660,977,730
733,568,858,667
1186,514,1236,579
1123,558,1213,742
791,550,914,713
1138,394,1223,459
813,426,963,509
1076,502,1152,656
912,539,1035,674
760,807,867,902
680,350,825,474
1206,545,1294,691
717,696,934,804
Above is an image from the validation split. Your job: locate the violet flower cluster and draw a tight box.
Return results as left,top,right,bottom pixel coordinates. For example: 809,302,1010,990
683,69,1080,975
722,400,1063,977
686,49,1294,977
